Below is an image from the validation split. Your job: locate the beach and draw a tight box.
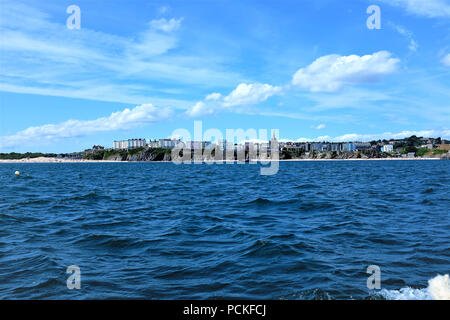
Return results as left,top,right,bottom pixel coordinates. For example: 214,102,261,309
0,157,125,163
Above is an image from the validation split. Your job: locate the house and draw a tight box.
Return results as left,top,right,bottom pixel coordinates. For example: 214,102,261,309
437,144,450,151
66,153,83,160
381,145,393,152
419,144,433,150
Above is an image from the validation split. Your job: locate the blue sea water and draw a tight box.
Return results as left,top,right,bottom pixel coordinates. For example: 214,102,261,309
0,160,449,299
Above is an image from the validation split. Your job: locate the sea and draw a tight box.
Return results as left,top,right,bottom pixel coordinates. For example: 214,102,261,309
0,160,449,299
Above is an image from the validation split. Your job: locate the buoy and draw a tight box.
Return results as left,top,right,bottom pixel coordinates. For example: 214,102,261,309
15,171,20,176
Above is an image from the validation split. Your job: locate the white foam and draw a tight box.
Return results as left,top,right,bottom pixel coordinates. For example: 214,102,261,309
428,274,450,300
379,274,450,300
379,287,432,300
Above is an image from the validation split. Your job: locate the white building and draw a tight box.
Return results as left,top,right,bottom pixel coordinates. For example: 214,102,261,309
420,144,433,150
148,139,161,148
159,138,181,149
113,138,146,150
381,144,394,152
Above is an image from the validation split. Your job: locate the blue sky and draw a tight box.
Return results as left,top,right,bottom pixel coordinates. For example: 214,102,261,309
0,0,449,153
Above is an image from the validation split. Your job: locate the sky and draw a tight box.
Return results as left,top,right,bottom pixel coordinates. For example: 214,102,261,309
0,0,450,153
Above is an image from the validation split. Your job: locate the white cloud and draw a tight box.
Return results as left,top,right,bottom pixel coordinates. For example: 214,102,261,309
442,54,450,67
313,124,326,130
223,83,282,107
150,18,183,32
186,83,281,117
185,101,215,117
0,104,173,149
292,51,400,92
409,39,419,52
381,0,450,18
391,23,419,52
205,93,222,101
0,1,242,105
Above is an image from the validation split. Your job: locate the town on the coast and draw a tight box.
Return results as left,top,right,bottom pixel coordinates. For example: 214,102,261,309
2,135,449,161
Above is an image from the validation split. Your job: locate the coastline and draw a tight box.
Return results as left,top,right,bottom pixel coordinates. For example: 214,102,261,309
0,156,443,163
0,157,127,163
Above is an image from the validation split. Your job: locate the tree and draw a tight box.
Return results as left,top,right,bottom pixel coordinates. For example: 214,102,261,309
404,146,417,154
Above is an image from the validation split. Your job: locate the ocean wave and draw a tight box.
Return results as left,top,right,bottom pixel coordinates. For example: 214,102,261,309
245,197,280,205
64,191,110,202
379,274,450,300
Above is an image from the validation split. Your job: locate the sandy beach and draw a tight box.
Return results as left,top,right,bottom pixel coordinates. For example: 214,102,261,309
0,157,126,163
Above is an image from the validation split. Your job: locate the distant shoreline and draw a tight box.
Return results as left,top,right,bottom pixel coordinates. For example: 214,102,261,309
0,157,443,163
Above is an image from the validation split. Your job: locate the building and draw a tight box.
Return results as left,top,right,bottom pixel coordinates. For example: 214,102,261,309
66,153,83,160
156,138,181,149
381,144,393,152
113,140,125,149
269,132,279,152
189,141,203,150
303,143,311,152
310,143,323,151
331,143,342,152
437,144,450,151
342,143,356,151
114,138,146,150
259,142,270,152
148,139,161,148
420,144,433,150
284,143,303,153
354,142,371,151
203,141,215,150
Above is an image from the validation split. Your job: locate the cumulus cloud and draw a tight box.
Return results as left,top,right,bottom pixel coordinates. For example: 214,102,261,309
381,0,450,18
222,83,282,107
150,18,183,32
442,54,450,67
185,101,216,117
0,104,173,149
186,83,281,117
205,93,222,101
292,51,400,92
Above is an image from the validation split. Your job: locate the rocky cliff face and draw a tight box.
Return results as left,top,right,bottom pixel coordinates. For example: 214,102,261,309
105,154,123,161
102,147,449,161
104,148,172,161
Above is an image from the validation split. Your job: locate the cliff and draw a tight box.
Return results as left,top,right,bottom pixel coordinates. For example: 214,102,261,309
81,147,449,162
